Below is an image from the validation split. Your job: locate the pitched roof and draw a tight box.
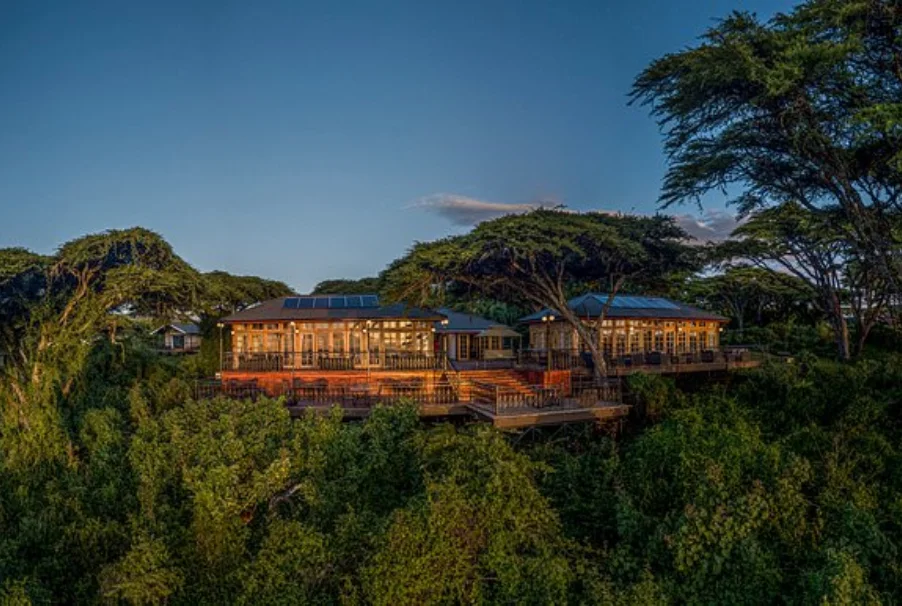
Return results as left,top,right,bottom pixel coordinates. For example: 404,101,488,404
519,293,727,323
222,294,444,323
152,322,201,335
434,308,513,333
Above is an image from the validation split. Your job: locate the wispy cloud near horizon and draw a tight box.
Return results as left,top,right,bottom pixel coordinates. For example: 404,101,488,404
411,194,544,226
671,209,742,243
414,193,741,242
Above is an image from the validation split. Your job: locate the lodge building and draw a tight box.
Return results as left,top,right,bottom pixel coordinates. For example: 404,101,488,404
212,292,746,429
521,293,726,357
223,294,443,371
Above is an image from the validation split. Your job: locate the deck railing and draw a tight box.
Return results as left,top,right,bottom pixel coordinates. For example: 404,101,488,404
470,380,579,415
223,351,447,372
197,378,461,408
198,374,626,416
517,348,760,372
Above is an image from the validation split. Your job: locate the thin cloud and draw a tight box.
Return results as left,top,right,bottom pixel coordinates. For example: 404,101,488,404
412,194,542,226
415,193,742,243
672,209,743,243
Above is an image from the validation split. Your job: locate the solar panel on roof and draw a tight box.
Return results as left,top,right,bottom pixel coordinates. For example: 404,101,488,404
362,295,379,307
297,298,314,309
329,297,347,309
283,297,299,309
346,296,362,308
313,297,329,308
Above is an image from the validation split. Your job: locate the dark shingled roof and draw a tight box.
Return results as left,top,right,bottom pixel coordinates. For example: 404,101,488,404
434,308,512,333
222,294,444,323
152,322,201,335
519,293,727,323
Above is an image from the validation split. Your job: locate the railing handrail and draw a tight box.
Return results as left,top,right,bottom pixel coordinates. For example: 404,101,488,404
223,350,443,372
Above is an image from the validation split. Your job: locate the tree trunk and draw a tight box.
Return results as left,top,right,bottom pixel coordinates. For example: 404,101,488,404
853,319,875,358
557,310,607,384
831,314,851,361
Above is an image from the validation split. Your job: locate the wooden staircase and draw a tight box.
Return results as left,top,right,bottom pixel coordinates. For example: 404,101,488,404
458,369,536,399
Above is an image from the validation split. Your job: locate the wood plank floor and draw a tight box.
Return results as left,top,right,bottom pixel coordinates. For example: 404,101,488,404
466,402,630,429
285,401,630,428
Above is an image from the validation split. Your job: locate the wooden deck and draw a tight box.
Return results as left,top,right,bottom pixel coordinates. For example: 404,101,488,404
286,402,472,420
466,402,630,429
209,355,762,429
284,400,629,429
602,359,761,377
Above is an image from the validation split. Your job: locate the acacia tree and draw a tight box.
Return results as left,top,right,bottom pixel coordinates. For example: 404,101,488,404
0,248,51,363
1,228,203,471
311,277,381,295
202,271,293,315
382,210,696,378
632,2,902,304
722,203,863,359
682,265,815,333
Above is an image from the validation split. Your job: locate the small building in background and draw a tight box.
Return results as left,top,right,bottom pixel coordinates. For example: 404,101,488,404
434,308,521,362
152,322,202,353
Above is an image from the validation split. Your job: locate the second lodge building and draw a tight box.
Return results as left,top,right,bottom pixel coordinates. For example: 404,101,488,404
520,293,727,357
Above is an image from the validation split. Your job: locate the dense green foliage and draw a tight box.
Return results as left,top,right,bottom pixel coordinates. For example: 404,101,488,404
312,277,382,295
4,325,902,603
6,1,902,602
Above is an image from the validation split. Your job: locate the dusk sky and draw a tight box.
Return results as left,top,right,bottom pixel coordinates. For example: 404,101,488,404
1,0,791,292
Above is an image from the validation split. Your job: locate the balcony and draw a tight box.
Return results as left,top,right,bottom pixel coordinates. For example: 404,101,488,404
223,350,447,372
516,348,762,373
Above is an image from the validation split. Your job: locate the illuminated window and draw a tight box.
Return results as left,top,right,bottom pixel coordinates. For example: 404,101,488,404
630,332,641,353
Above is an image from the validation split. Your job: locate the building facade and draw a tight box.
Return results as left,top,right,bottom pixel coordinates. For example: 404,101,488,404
152,323,202,353
222,294,444,371
521,294,727,357
434,308,521,362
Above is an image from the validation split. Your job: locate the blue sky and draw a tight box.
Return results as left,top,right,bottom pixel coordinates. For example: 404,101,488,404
0,0,792,292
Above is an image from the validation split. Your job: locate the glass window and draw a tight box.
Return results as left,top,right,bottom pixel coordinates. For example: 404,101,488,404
630,332,641,353
602,332,613,355
267,333,281,351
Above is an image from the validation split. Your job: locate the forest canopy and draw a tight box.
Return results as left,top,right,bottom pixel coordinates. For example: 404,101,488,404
5,0,902,602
